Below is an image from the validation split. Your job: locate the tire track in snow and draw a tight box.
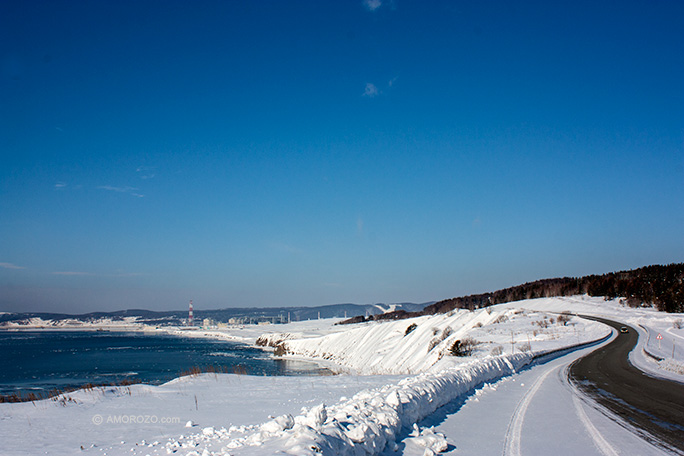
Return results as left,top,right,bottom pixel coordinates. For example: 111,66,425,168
502,364,560,456
571,393,619,456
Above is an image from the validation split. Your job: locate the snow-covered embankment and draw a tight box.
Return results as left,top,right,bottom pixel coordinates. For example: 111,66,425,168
174,305,610,455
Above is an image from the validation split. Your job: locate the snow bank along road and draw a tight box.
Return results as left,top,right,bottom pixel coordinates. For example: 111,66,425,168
569,317,684,453
398,330,674,456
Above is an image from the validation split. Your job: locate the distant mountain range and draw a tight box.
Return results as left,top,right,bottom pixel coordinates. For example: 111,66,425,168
0,302,433,327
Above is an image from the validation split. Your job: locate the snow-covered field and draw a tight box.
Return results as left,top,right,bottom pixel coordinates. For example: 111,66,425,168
1,296,682,455
0,316,147,330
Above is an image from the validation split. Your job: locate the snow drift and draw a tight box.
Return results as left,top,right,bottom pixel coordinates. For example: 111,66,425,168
170,353,538,455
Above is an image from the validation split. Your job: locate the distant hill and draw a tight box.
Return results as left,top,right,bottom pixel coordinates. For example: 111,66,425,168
339,263,684,324
0,302,432,327
427,263,683,314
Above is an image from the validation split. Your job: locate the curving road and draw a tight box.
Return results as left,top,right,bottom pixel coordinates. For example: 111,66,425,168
569,317,684,452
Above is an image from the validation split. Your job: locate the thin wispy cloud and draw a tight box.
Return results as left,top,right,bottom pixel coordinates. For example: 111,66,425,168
363,0,382,11
54,182,67,189
52,271,95,276
388,76,398,88
356,216,365,234
363,82,379,98
51,271,145,277
0,262,26,270
136,166,156,180
98,185,144,198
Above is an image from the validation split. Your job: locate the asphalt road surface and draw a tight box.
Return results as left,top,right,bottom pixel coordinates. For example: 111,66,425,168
569,317,684,453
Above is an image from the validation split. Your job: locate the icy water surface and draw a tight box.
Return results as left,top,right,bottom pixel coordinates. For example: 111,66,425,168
0,330,329,397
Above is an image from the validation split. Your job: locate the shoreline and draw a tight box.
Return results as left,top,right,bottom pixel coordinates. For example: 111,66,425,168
0,321,346,400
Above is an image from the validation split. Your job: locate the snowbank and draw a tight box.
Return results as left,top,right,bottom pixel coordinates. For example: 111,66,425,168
146,353,537,455
162,334,611,456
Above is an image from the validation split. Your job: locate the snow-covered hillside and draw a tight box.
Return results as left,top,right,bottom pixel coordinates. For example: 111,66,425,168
276,306,607,374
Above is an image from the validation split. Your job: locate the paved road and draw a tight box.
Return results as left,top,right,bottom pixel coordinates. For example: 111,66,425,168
569,317,684,453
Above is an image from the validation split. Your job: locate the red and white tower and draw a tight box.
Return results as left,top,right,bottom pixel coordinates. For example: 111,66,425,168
188,300,194,327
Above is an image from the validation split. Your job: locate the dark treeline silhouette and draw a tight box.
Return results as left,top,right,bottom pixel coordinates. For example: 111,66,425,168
339,263,684,325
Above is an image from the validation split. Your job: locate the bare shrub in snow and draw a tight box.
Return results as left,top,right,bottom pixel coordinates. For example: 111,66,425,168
427,337,441,352
493,314,508,324
256,333,296,348
432,327,440,336
274,343,288,356
517,342,531,353
474,322,483,328
255,335,270,346
625,297,642,308
491,345,504,356
404,323,418,336
557,312,572,326
673,319,683,329
427,327,454,352
534,320,549,329
449,337,479,357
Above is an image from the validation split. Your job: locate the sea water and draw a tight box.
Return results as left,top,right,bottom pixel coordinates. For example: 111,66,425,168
0,330,329,398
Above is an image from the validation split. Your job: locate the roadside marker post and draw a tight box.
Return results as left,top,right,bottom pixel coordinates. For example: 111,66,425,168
656,333,663,350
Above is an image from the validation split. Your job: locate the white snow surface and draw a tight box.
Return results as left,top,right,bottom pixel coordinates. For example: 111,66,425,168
1,296,682,456
159,317,352,346
279,304,608,375
0,316,145,329
168,353,543,456
495,296,684,383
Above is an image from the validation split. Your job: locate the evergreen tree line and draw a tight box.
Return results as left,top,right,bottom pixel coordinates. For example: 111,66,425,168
426,263,683,314
340,263,683,325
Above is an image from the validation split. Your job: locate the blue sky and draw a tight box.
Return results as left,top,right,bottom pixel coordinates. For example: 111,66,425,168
1,0,683,313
